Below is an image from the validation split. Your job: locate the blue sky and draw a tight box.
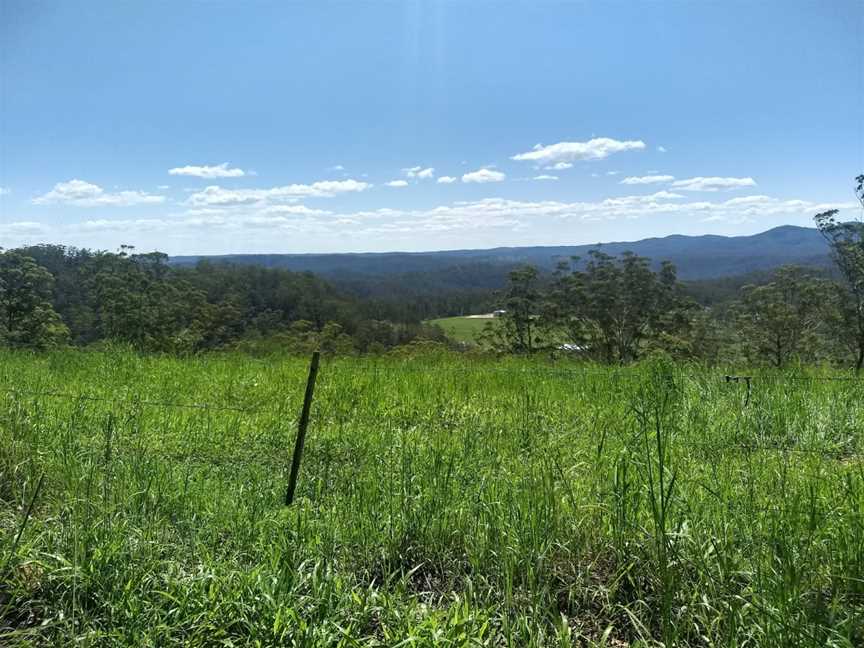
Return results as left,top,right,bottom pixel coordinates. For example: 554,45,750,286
1,1,862,254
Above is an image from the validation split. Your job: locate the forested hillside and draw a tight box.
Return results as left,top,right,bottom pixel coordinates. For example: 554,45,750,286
171,225,831,282
0,245,446,354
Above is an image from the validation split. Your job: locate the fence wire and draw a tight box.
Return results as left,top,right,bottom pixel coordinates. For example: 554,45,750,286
0,387,259,414
3,364,864,469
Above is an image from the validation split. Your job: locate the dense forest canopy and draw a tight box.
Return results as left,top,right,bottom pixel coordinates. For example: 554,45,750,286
0,244,446,354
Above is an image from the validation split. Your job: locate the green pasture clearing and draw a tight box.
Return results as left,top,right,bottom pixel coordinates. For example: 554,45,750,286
2,350,864,646
426,315,495,342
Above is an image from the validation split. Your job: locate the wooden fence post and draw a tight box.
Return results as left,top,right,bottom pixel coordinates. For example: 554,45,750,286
285,350,321,506
725,374,753,407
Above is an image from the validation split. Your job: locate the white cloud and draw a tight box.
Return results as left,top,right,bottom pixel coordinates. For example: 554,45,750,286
259,205,332,216
606,171,620,176
671,176,757,192
184,208,227,216
620,175,676,185
75,218,174,232
168,163,246,178
548,162,573,171
386,180,409,187
603,191,684,204
512,137,646,165
186,179,371,207
19,192,860,252
697,195,855,222
437,176,457,184
348,194,856,234
33,179,166,207
462,168,506,183
186,186,263,207
657,146,667,153
328,164,345,171
403,166,435,179
0,221,48,235
533,175,559,181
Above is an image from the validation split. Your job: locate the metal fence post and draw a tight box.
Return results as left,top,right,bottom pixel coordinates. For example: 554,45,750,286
285,350,321,506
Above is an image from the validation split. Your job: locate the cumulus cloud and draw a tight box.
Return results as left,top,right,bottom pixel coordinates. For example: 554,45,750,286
403,166,435,179
437,176,457,184
671,176,757,192
657,146,668,153
386,180,409,187
186,179,370,207
548,162,573,171
620,175,676,185
533,175,559,181
186,186,263,207
462,168,506,183
168,163,246,178
512,137,646,165
33,179,166,207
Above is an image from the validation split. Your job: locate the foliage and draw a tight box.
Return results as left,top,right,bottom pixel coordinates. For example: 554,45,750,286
5,245,446,355
0,250,68,349
479,252,694,361
732,265,829,367
3,229,864,368
813,173,864,369
481,265,546,353
546,251,694,363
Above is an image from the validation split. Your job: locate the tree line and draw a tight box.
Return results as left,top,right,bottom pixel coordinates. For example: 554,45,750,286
0,245,446,354
485,175,864,369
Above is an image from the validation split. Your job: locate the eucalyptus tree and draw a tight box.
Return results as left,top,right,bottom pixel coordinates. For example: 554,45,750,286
0,250,68,348
733,265,827,367
547,251,692,363
814,173,864,369
480,265,546,353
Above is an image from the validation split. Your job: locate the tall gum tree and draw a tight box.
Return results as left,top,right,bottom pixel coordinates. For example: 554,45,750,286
814,174,864,370
0,250,68,349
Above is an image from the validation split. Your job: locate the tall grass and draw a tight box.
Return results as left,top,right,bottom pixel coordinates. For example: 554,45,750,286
1,349,863,646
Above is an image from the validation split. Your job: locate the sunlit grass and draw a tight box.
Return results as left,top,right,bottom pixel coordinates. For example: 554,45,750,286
1,349,863,646
426,316,494,343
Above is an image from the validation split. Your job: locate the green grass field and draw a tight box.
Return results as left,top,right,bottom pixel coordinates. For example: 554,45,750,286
2,349,864,646
427,316,495,343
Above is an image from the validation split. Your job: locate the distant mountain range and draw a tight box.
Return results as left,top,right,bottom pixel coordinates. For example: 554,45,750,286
172,225,831,282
